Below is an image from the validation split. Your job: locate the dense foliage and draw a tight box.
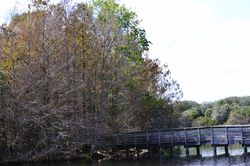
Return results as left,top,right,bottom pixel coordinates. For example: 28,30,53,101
0,0,182,162
175,96,250,127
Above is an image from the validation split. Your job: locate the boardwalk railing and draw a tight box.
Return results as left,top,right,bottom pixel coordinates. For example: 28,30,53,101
108,125,250,157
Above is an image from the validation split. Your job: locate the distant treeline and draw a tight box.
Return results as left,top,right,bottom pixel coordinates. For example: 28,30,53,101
174,96,250,127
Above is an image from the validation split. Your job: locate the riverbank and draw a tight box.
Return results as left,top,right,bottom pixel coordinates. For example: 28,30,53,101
1,151,92,165
0,147,172,165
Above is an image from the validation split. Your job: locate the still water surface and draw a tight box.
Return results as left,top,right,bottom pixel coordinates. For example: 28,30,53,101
7,145,250,166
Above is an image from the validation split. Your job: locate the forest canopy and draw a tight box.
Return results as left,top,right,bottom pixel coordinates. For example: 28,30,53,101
0,0,182,162
175,96,250,127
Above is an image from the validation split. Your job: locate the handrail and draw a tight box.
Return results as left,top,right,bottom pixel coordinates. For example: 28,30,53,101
115,125,250,135
105,125,250,148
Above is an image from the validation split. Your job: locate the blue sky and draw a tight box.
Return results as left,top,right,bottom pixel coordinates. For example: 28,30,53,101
1,0,250,103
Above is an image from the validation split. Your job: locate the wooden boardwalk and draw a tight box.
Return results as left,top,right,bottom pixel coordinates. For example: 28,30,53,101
108,125,250,157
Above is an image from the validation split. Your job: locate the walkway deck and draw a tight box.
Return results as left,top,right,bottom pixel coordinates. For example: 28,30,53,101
108,125,250,157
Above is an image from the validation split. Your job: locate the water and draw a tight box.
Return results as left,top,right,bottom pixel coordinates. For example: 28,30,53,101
180,144,244,157
5,145,250,166
5,156,250,166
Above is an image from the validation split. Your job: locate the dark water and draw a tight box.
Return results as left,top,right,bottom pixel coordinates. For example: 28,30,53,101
6,145,250,166
6,156,250,166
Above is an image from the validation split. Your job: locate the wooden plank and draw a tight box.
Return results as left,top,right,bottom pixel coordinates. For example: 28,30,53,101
198,128,201,145
146,131,149,147
227,127,242,144
184,129,187,146
111,125,250,148
171,130,174,147
225,127,228,145
134,132,137,146
158,130,161,146
211,127,214,145
241,127,244,145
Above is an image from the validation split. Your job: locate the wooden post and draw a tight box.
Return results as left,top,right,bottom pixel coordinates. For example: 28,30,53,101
91,144,95,153
225,127,229,145
136,147,140,159
184,129,187,146
196,146,201,157
126,148,129,159
185,146,189,157
170,147,173,157
158,130,161,147
171,130,174,147
213,146,217,157
159,147,164,159
198,128,201,145
211,127,214,145
123,134,126,148
244,146,248,155
224,127,229,156
146,131,149,148
134,133,137,147
225,145,229,156
241,127,244,145
148,147,152,158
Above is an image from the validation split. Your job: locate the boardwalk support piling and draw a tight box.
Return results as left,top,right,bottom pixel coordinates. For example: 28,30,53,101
148,147,152,158
225,145,229,156
244,146,248,155
126,148,129,159
185,147,189,157
136,147,140,159
159,147,164,159
196,146,201,157
170,147,173,157
213,146,217,157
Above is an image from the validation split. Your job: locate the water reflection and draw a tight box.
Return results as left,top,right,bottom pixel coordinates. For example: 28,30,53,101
6,156,250,166
179,144,244,157
6,146,250,166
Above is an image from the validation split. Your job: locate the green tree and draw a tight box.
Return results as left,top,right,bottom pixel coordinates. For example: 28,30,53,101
211,103,231,124
174,100,199,113
227,106,250,124
180,107,202,127
204,108,213,118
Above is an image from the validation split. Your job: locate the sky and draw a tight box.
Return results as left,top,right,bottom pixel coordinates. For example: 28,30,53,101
1,0,250,103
